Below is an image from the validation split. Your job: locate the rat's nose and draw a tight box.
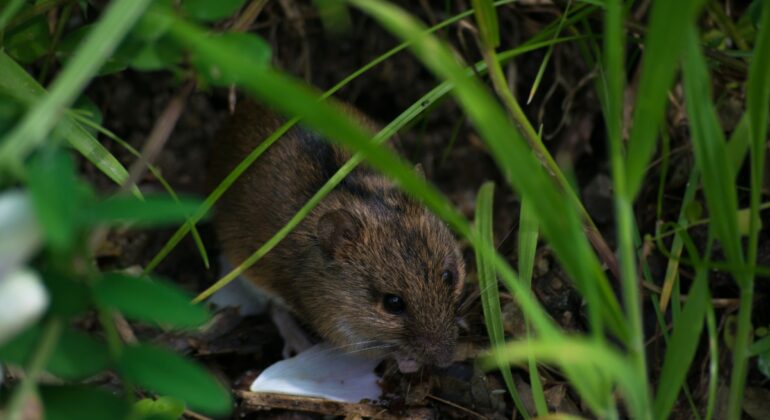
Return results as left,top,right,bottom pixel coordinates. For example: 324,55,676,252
418,336,456,368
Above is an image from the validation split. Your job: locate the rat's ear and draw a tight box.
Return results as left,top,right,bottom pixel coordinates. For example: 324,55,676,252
317,209,361,258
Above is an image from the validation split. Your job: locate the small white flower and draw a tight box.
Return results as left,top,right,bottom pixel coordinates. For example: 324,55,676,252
0,190,42,279
0,268,49,345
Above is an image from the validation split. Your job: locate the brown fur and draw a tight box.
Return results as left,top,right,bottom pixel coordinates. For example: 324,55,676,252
208,100,465,369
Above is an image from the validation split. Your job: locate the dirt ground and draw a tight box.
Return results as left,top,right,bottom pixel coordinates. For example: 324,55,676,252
82,1,769,418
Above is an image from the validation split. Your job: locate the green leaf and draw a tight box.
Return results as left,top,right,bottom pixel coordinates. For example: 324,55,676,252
750,335,770,356
132,396,186,420
49,330,111,380
653,266,710,418
190,32,271,86
43,272,91,317
471,0,499,48
93,274,209,328
40,385,131,420
26,151,82,251
758,352,770,379
624,0,707,197
130,38,184,71
0,326,110,380
681,29,744,273
119,344,232,415
4,15,51,63
83,195,203,228
182,0,248,22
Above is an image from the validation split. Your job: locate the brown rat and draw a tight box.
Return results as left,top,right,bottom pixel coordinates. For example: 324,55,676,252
208,100,465,373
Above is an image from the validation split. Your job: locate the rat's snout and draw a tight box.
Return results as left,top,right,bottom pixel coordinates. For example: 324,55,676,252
415,329,457,368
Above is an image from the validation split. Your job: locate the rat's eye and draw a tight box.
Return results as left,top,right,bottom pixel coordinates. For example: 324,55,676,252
441,269,454,285
383,294,406,314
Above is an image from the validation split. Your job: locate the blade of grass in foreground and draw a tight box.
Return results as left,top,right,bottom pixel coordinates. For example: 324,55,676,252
517,198,547,417
474,182,529,419
681,26,750,420
653,242,711,418
0,51,138,195
0,0,153,175
728,2,770,417
624,0,706,198
603,0,651,412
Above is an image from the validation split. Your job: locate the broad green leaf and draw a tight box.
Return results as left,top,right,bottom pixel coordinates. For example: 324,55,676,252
94,274,209,328
40,385,131,420
0,51,136,192
0,326,109,380
625,0,706,197
190,32,271,86
758,352,770,379
43,272,91,317
119,344,232,415
49,330,111,380
313,0,352,34
26,151,81,251
750,335,770,356
182,0,248,22
130,39,184,71
4,15,51,63
83,195,203,228
133,396,186,420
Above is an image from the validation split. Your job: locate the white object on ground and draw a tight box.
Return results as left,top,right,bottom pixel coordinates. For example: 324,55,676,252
250,343,382,403
0,268,49,345
0,190,42,279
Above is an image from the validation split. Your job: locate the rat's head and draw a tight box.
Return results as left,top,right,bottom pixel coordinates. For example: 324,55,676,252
307,193,465,373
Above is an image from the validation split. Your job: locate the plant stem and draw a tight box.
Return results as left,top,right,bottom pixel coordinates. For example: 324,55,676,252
5,318,63,420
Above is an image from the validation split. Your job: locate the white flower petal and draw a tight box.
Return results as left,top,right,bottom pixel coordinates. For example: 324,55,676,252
250,343,382,403
0,269,49,345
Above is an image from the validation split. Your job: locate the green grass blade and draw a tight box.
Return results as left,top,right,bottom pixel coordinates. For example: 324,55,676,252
71,113,210,268
0,51,137,194
517,198,547,416
681,29,744,273
475,182,529,418
625,0,706,197
0,0,24,30
486,338,647,417
527,0,571,104
603,2,651,415
471,0,499,48
0,0,153,174
728,3,770,416
653,254,710,418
